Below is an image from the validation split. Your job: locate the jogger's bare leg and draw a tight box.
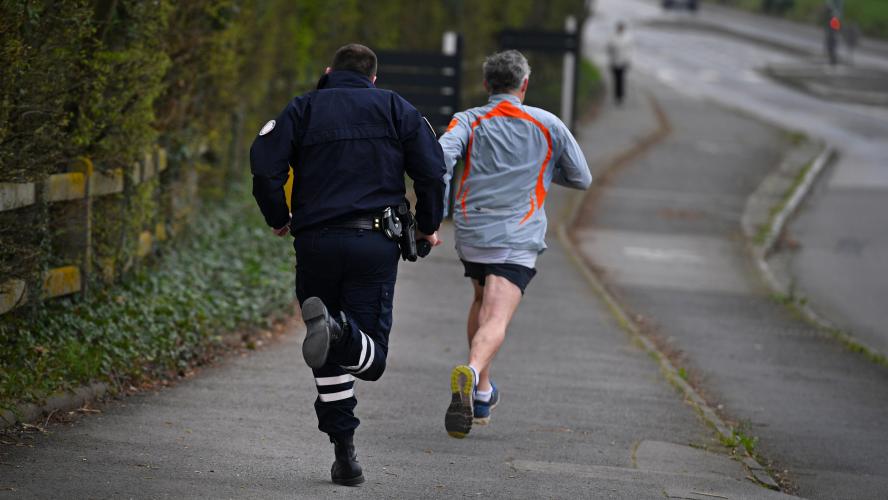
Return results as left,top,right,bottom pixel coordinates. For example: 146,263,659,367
466,279,489,390
467,275,522,391
467,279,483,348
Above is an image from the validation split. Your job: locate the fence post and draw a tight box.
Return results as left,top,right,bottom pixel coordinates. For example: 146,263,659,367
561,15,578,131
442,31,462,219
73,157,94,298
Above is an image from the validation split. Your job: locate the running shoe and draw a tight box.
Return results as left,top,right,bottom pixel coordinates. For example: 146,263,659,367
445,365,476,438
473,382,499,425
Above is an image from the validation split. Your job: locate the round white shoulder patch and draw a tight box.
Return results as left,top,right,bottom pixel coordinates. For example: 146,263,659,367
259,119,276,136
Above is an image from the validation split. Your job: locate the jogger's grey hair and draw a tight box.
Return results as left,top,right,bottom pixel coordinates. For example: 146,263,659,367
483,50,531,93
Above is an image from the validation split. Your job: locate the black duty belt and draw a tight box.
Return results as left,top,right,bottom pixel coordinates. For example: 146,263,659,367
323,214,384,231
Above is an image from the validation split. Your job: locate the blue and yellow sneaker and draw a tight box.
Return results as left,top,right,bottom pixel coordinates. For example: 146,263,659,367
473,382,499,425
445,365,476,438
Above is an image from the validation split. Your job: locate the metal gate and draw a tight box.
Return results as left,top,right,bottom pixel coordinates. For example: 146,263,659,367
375,33,463,135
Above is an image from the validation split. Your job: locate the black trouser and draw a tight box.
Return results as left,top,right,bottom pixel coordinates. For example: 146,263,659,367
293,227,399,438
611,65,627,104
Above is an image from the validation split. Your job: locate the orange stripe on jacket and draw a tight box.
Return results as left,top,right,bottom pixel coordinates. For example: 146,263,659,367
455,100,553,222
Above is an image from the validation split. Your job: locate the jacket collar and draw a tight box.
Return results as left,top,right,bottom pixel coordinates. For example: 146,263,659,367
488,93,522,105
317,70,375,90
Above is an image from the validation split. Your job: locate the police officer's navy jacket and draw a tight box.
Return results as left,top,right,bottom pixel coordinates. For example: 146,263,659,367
439,94,592,253
250,70,446,235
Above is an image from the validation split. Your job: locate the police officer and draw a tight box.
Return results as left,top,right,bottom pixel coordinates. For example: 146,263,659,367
250,43,445,486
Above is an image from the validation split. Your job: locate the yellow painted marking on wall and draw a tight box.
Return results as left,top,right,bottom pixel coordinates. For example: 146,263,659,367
43,266,82,299
90,168,124,196
0,182,36,211
71,157,95,177
155,222,167,242
157,148,168,172
0,279,27,315
137,231,153,258
285,166,294,210
46,172,86,202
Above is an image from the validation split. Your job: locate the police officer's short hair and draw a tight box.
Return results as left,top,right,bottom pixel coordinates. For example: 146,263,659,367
332,44,378,77
483,50,531,93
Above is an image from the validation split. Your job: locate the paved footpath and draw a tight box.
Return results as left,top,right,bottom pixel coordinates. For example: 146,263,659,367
574,73,888,499
0,151,794,497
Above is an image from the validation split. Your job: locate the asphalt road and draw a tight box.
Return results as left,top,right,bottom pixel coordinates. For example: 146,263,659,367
587,0,888,355
578,12,888,498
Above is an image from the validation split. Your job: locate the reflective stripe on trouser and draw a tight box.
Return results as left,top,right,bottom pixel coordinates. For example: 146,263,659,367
311,318,389,437
315,373,356,402
336,328,386,381
312,364,358,436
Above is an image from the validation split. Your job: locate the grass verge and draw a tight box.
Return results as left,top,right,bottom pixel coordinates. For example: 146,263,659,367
0,184,295,410
753,158,814,245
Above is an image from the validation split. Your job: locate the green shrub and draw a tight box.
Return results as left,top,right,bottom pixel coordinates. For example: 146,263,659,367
0,188,294,407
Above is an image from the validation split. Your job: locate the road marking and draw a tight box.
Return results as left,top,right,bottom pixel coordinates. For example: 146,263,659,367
623,246,703,264
578,229,752,294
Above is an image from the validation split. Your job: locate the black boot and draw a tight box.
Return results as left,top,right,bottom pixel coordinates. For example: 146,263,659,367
300,297,347,368
330,434,364,486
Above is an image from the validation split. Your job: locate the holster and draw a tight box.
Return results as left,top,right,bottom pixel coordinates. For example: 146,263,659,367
395,203,419,262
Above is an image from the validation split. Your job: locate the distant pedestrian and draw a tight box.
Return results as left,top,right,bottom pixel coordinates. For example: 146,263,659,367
250,43,445,486
438,50,592,439
820,5,841,65
606,21,633,105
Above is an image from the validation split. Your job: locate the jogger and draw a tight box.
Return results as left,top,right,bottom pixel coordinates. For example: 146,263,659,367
438,50,592,438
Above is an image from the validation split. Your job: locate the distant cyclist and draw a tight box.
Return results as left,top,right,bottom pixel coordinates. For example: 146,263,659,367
438,50,592,438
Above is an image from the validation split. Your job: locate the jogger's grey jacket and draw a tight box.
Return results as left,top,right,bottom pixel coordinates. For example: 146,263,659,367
439,94,592,253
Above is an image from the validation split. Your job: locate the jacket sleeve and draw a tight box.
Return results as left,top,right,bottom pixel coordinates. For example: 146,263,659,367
551,120,593,190
249,100,300,229
438,114,470,186
438,114,470,219
397,100,446,235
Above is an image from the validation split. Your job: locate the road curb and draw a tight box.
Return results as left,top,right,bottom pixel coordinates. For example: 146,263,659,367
558,94,781,491
1,382,110,429
762,66,888,107
742,143,888,366
745,143,833,261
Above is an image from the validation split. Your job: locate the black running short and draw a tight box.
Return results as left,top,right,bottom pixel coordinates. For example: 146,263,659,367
461,260,537,294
